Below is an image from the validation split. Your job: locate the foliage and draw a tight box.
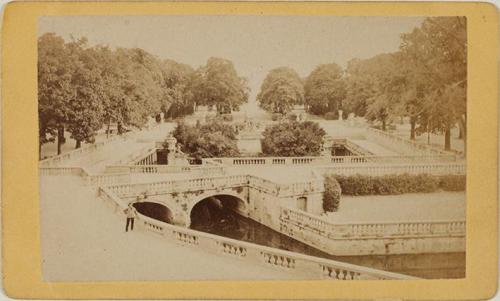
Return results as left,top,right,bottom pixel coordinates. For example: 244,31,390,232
257,67,304,115
334,174,465,196
438,175,466,191
172,121,239,159
187,57,249,114
261,121,326,156
343,17,466,149
304,63,346,115
400,17,467,150
323,175,342,212
344,54,406,130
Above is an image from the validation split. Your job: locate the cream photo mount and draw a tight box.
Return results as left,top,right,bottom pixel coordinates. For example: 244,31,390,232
2,1,498,300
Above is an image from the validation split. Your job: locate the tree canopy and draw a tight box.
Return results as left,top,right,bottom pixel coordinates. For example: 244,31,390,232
40,34,240,158
304,63,346,115
172,121,240,159
343,17,466,150
187,57,249,114
261,121,326,156
257,67,304,115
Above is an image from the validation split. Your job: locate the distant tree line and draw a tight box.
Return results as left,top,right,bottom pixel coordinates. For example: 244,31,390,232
256,17,466,151
38,33,248,158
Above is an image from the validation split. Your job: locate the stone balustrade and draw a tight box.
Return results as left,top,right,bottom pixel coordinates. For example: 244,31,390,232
366,127,462,156
204,154,459,167
104,164,225,176
318,162,466,176
330,154,458,164
39,167,86,176
133,211,417,280
105,174,323,199
39,125,161,167
280,207,466,240
40,166,131,186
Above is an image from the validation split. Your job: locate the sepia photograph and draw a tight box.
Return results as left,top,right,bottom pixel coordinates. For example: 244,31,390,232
38,15,466,282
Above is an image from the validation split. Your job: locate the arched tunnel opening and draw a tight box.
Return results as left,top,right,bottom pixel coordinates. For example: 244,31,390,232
133,202,173,224
189,195,247,240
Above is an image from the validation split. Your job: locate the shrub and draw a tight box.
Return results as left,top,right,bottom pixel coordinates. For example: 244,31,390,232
324,111,338,120
261,121,326,156
171,121,239,159
438,175,466,191
323,175,342,212
334,174,464,196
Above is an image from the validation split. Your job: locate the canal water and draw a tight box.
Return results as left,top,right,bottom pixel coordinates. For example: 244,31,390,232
190,202,465,279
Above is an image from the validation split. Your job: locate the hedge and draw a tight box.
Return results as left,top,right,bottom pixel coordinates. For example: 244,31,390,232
323,175,342,212
333,174,465,196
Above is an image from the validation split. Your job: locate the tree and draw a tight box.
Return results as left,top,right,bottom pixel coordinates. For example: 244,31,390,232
172,121,239,159
257,67,304,115
323,175,342,212
345,53,405,130
304,63,346,115
38,33,75,156
187,57,249,114
161,60,195,119
400,17,466,150
64,40,105,148
261,121,326,156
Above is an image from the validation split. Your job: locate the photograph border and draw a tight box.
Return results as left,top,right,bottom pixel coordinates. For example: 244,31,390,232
2,1,498,299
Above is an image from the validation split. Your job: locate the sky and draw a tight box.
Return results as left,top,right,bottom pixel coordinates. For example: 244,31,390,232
39,16,424,101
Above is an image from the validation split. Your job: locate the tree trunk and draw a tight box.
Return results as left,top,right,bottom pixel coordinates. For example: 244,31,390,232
459,114,467,155
444,125,451,151
382,119,387,131
75,140,81,149
410,118,416,140
117,122,123,135
39,141,42,160
57,126,65,155
106,120,111,139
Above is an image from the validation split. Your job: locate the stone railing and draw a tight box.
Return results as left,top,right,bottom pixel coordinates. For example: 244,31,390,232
39,166,86,176
40,166,131,186
132,211,417,280
105,174,251,198
206,156,330,166
329,154,458,164
98,184,416,280
105,174,323,199
104,164,225,176
38,125,160,167
318,162,466,176
98,186,129,215
205,154,458,167
366,127,462,156
331,138,374,156
280,207,466,240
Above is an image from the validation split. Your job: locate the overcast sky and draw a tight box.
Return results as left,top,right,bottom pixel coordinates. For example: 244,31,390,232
39,16,424,100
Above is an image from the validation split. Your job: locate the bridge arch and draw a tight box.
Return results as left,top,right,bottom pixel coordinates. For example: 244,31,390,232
187,192,247,228
132,200,174,224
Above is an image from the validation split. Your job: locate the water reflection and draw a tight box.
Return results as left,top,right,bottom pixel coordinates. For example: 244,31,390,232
189,201,465,279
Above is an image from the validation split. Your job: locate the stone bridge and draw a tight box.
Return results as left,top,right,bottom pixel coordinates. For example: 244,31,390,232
104,174,324,228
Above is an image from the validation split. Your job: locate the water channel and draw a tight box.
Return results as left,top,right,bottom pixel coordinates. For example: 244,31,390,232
189,200,465,279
